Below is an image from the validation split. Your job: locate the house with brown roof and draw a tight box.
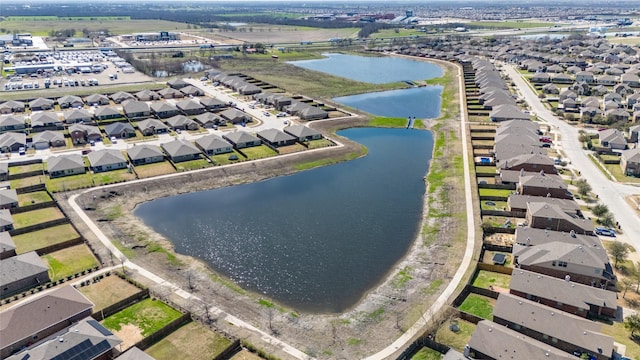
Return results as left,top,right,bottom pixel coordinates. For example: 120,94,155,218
499,153,556,174
509,269,617,318
0,285,94,358
0,251,50,298
508,194,580,215
468,320,578,360
69,124,102,145
517,172,571,199
493,293,614,360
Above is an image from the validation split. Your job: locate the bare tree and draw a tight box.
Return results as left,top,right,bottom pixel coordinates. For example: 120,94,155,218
186,269,197,292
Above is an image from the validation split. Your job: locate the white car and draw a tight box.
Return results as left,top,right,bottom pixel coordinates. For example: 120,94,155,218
110,136,118,144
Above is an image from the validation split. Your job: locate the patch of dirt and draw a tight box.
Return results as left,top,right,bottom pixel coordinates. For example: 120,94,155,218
112,324,144,350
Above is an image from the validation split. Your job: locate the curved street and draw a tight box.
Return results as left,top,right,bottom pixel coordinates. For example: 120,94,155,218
504,64,640,250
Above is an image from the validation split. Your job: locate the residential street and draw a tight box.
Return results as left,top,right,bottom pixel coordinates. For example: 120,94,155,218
504,64,640,251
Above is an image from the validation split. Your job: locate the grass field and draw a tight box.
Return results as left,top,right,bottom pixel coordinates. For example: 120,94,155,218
93,168,137,186
435,319,476,352
79,275,142,311
12,207,65,229
8,163,44,175
230,350,263,360
17,191,52,206
134,162,177,178
102,298,182,337
10,175,46,189
471,270,511,289
604,163,640,184
306,138,335,149
601,322,640,360
0,18,192,36
12,223,79,254
478,188,513,198
465,21,553,29
43,244,98,281
46,172,93,192
410,347,443,360
210,151,243,165
146,322,233,360
368,117,410,128
241,145,278,160
458,294,494,320
480,200,507,211
174,158,212,172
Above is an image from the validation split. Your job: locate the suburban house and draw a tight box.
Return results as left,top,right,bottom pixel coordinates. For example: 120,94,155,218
63,108,92,124
219,108,252,124
284,125,323,142
517,172,571,199
542,83,560,94
6,317,122,360
0,115,26,133
0,163,6,181
134,89,160,101
150,102,180,119
194,112,223,128
84,94,110,106
161,139,201,162
0,232,16,259
199,97,227,111
599,129,627,150
0,132,26,153
47,154,86,178
109,91,135,104
28,98,54,111
492,293,614,360
489,104,531,122
509,269,617,318
136,118,169,136
93,106,122,121
467,320,577,360
621,73,640,87
167,78,189,89
0,209,13,232
0,251,50,298
157,87,184,99
620,148,640,177
629,125,640,143
499,153,556,174
30,112,62,130
176,99,205,115
237,83,262,95
526,202,594,234
165,115,198,131
257,128,296,147
508,195,581,215
117,346,156,360
0,189,18,209
87,149,128,172
69,124,102,145
180,85,204,97
0,101,25,114
285,102,329,121
127,144,165,165
493,137,545,164
32,131,66,149
575,71,595,83
103,122,136,139
223,131,261,149
122,100,151,120
195,134,233,155
58,95,84,109
0,285,94,358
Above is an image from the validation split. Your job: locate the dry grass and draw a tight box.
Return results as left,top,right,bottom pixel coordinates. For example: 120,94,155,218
42,244,99,281
230,350,263,360
145,321,232,360
79,274,142,311
134,162,177,178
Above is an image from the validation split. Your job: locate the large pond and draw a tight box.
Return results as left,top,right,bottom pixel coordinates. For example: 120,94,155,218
135,127,434,313
291,53,443,118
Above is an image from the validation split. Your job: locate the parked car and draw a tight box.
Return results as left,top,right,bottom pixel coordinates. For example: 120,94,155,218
18,147,25,155
540,137,553,143
595,227,616,237
276,112,287,117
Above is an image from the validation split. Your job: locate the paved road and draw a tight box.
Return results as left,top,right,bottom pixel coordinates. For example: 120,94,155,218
505,64,640,250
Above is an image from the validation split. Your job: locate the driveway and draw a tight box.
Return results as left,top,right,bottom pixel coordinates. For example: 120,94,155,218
504,64,640,251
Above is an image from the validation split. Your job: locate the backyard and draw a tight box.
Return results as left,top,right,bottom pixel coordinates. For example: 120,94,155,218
42,244,99,281
12,223,79,254
145,321,233,360
173,158,212,172
458,294,495,320
10,175,46,189
471,270,511,289
8,163,44,175
435,319,476,352
11,206,66,229
17,191,52,206
79,274,143,311
134,162,177,178
241,145,278,160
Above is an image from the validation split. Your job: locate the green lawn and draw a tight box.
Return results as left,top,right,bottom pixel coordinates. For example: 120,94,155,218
46,173,93,192
42,244,98,281
435,319,476,352
10,175,46,189
12,223,79,254
134,162,176,178
79,275,142,312
458,294,494,320
146,321,232,360
210,151,243,165
471,270,511,289
102,298,182,337
601,322,640,360
475,165,497,174
16,191,53,206
9,163,44,175
241,145,278,160
480,200,507,211
368,117,410,128
605,163,640,184
478,188,513,198
92,168,137,186
411,347,443,360
174,158,212,172
11,207,65,229
306,138,335,149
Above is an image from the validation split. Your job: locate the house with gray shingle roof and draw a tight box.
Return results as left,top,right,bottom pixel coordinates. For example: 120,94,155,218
219,108,251,124
284,125,322,142
28,98,54,111
180,85,204,97
84,93,110,106
127,144,165,165
47,154,86,178
161,140,201,163
0,232,15,259
176,99,205,115
122,100,151,120
489,104,530,122
109,91,135,104
167,78,189,89
194,112,223,128
0,285,94,358
103,122,136,139
32,131,65,149
0,101,25,114
257,128,296,147
69,124,101,145
0,209,13,232
93,106,122,121
134,89,160,101
195,134,233,155
117,346,156,360
0,189,18,209
0,132,26,153
165,115,198,131
223,131,261,149
621,148,640,177
136,118,169,136
199,97,227,111
30,112,62,129
87,149,127,173
0,115,26,133
6,317,122,360
599,128,627,150
0,251,50,298
526,202,594,234
58,95,84,109
0,163,7,181
158,87,184,99
150,102,180,119
63,108,92,124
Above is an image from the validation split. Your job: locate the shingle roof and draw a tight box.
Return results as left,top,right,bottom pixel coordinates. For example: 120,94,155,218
284,125,322,139
0,251,49,289
0,188,18,207
33,130,65,144
519,173,566,190
116,346,156,360
63,108,91,122
175,99,204,111
195,134,231,151
30,112,61,126
257,128,295,143
161,139,200,158
528,202,595,232
621,148,640,164
500,153,554,170
103,122,135,136
0,209,13,228
127,144,164,161
84,94,109,105
0,285,93,350
0,115,25,128
0,232,15,253
87,149,126,167
68,124,101,137
224,131,260,145
150,102,178,113
508,195,580,213
93,106,121,118
122,100,150,114
136,118,168,133
28,98,54,109
47,154,85,173
165,115,194,128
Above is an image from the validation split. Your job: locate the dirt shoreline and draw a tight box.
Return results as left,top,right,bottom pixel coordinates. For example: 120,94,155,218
59,100,465,359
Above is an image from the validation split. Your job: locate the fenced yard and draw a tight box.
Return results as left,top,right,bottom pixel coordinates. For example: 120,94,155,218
80,274,142,311
145,322,233,360
42,244,98,281
12,223,79,254
134,162,177,178
11,207,65,229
